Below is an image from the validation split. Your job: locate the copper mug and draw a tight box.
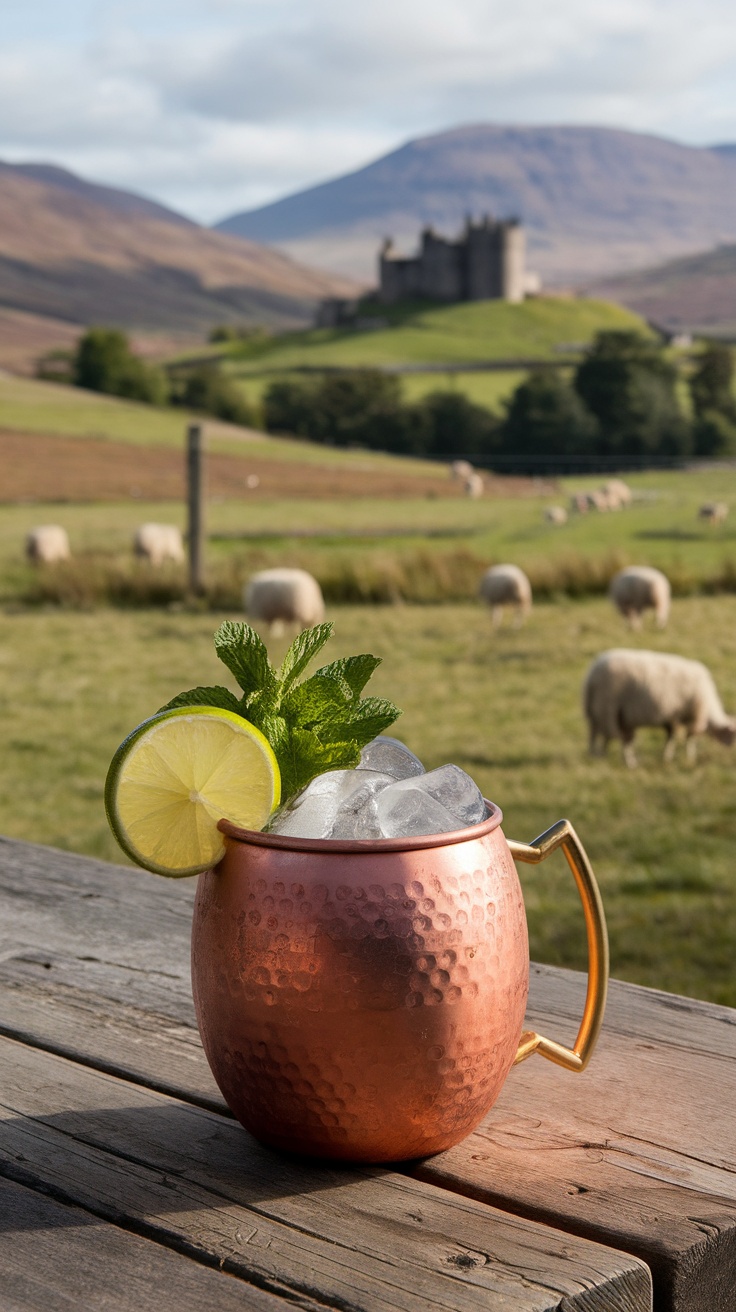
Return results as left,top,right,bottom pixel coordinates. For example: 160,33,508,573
191,804,608,1163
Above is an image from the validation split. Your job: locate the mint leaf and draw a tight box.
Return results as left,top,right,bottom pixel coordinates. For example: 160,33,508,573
317,697,401,746
277,728,361,801
279,623,334,694
164,618,403,809
214,621,276,698
314,654,382,701
159,686,244,714
282,674,349,727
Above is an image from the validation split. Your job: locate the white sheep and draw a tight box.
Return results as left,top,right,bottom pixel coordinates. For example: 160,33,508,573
545,505,568,525
245,567,325,637
25,525,71,564
479,564,532,627
133,523,185,566
609,566,670,629
570,492,590,515
450,459,474,481
584,648,736,767
602,479,633,509
464,472,484,499
699,502,729,526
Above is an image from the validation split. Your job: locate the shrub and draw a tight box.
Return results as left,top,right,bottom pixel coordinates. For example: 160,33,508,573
175,365,254,426
574,331,689,460
498,369,598,468
73,328,168,405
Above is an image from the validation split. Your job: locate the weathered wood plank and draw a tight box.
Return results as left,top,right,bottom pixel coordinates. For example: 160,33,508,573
0,1036,651,1312
2,836,732,1309
0,1176,288,1311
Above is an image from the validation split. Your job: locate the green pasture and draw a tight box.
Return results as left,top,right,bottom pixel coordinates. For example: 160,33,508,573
219,297,647,373
4,465,736,606
0,374,447,475
1,596,734,1007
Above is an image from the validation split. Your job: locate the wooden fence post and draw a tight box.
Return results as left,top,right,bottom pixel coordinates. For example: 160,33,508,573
186,423,205,594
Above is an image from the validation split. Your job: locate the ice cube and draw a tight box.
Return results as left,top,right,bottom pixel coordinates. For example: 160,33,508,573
357,735,424,780
373,765,487,839
269,769,393,840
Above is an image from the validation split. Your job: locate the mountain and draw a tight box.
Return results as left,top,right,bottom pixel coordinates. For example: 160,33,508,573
587,245,736,336
215,124,736,286
0,161,354,340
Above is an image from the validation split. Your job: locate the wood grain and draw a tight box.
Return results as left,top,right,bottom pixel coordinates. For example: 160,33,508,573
1,835,732,1308
0,1035,651,1312
0,1176,287,1311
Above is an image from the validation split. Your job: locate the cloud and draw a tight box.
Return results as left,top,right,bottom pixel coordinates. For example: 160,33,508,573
2,0,736,221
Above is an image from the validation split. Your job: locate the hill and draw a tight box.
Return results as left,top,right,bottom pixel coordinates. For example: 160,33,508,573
213,296,648,416
215,124,736,286
0,161,355,358
587,245,736,336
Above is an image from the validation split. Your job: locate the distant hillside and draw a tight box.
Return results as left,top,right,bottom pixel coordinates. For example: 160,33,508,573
0,162,355,346
587,245,736,336
215,124,736,285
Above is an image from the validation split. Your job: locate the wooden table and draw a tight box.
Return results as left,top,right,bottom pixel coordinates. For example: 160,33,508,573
0,837,732,1311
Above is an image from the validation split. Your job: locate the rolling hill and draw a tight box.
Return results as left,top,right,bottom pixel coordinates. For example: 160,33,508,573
587,245,736,336
0,161,355,355
215,124,736,287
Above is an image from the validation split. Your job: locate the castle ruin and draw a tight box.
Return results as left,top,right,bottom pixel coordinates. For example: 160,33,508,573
378,216,527,305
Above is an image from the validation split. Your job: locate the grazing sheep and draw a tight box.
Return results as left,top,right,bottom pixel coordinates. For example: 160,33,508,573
602,479,633,509
450,459,474,481
134,523,185,566
25,525,71,564
584,648,736,767
464,471,484,499
609,566,670,629
479,564,532,627
545,505,568,525
245,567,325,636
699,502,729,526
570,492,590,515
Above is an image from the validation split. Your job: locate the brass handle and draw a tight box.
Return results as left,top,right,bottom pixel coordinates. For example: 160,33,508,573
508,819,609,1072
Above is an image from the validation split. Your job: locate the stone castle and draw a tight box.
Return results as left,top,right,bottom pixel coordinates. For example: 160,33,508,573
378,215,527,305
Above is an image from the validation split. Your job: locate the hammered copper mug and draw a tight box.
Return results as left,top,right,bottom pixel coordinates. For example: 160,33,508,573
191,804,608,1163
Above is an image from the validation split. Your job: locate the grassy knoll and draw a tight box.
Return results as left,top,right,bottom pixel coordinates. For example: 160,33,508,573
1,597,734,1006
220,297,648,373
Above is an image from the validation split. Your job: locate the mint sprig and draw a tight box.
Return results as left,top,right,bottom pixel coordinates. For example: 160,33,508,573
159,620,401,804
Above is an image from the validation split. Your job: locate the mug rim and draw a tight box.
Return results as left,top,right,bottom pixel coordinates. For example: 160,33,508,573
218,798,503,854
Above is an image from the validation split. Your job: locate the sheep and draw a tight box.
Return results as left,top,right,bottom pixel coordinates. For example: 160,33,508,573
245,567,325,637
545,505,568,525
602,479,633,509
464,471,484,499
570,493,590,515
699,502,729,526
25,525,71,564
609,566,670,629
450,459,474,481
133,523,185,566
479,564,532,627
583,648,736,767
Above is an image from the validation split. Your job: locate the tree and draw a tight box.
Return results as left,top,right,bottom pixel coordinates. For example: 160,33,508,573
263,371,410,450
497,369,598,469
689,342,736,421
73,328,168,405
413,390,500,461
177,365,254,426
574,331,689,460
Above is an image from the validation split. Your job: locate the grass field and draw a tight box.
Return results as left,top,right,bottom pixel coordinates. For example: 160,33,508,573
5,465,736,607
219,297,648,371
1,597,734,1007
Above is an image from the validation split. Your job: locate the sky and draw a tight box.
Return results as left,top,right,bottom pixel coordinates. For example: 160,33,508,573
3,0,736,225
